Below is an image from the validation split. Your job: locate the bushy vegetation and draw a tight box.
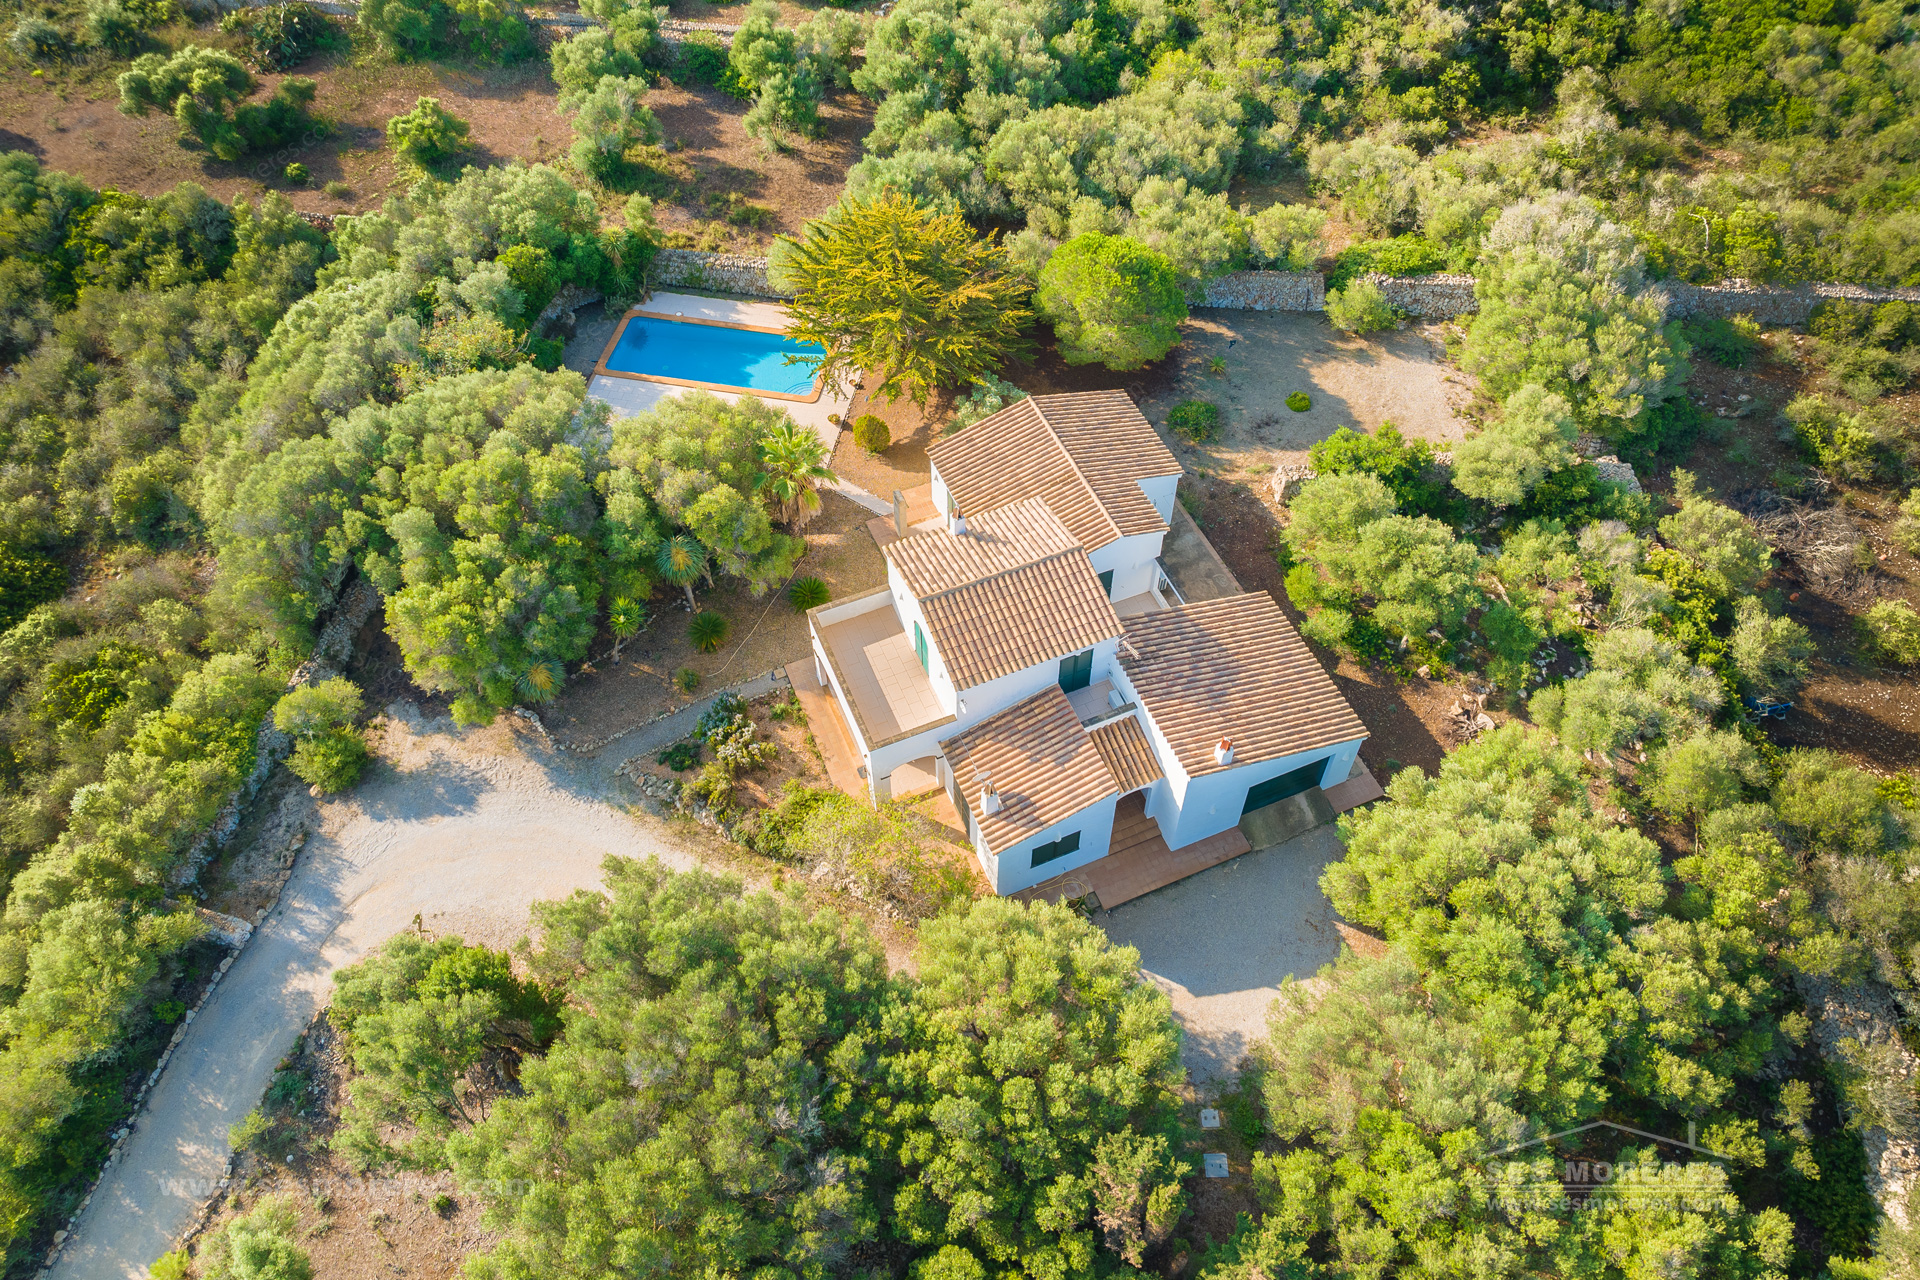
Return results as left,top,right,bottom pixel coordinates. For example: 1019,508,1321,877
772,193,1032,405
117,47,321,162
358,0,533,63
334,859,1173,1278
1036,232,1187,370
0,151,895,1263
385,96,470,169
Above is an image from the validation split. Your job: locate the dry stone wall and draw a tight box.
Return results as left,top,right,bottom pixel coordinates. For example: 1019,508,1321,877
649,249,791,298
1658,279,1920,325
1364,272,1478,318
1201,270,1323,311
622,248,1919,332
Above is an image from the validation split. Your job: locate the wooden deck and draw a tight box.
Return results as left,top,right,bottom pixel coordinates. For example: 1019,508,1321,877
1014,793,1253,910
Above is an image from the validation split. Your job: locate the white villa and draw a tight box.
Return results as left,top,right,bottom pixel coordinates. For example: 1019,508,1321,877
805,390,1369,897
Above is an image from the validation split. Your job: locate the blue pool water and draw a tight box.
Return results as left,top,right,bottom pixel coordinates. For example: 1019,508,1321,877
603,314,823,395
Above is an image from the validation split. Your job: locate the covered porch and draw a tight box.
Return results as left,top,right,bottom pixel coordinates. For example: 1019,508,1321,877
1015,759,1386,910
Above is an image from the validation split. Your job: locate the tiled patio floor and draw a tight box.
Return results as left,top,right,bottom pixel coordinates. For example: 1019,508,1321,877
818,604,947,742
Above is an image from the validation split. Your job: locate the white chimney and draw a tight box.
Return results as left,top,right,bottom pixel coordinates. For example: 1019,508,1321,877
979,783,1001,815
1214,738,1234,767
951,509,968,536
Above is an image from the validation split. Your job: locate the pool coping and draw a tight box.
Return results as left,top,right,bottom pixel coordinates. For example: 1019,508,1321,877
592,306,825,403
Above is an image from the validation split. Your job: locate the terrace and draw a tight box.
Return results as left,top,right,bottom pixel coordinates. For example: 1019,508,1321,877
811,589,949,747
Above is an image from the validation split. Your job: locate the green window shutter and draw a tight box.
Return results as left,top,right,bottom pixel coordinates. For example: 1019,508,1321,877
914,621,928,670
1031,830,1082,868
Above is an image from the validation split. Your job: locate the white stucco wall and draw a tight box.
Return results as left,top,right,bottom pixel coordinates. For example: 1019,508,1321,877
981,794,1120,895
1138,474,1179,524
1108,662,1363,848
1089,531,1166,600
1158,741,1361,848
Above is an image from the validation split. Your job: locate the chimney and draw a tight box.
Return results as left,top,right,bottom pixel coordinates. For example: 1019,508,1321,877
893,489,908,537
979,783,1001,815
951,509,968,537
1214,738,1234,767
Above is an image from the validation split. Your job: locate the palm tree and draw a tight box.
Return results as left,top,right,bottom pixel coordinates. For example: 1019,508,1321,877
657,535,708,612
607,596,645,662
753,422,838,529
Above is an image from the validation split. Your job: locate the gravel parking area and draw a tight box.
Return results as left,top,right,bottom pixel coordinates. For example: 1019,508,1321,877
1101,824,1347,1082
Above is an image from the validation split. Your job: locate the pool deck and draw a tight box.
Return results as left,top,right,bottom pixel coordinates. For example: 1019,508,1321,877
588,291,855,451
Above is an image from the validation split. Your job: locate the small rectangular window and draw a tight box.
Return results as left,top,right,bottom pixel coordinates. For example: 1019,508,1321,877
914,621,928,671
1031,830,1082,868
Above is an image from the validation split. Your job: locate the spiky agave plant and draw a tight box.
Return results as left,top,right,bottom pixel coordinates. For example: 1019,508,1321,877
688,610,730,654
788,576,830,612
518,660,564,701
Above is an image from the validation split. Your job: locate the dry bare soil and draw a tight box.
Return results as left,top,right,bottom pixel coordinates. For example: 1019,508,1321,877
0,7,869,244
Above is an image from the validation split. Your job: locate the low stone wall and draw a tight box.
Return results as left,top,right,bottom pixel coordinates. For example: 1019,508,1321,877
1365,272,1478,318
648,249,790,298
1201,270,1322,311
660,17,740,42
1660,279,1920,325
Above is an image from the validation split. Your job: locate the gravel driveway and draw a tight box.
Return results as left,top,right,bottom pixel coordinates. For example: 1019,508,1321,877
1101,824,1347,1082
50,682,773,1280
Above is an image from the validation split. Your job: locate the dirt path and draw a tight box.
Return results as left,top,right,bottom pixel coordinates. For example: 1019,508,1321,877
47,683,772,1280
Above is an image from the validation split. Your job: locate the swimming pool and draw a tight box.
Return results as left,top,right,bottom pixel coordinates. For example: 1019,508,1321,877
596,311,825,400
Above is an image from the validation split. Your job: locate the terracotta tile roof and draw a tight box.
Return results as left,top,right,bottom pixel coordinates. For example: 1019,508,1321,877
1088,714,1163,794
927,390,1180,552
943,686,1118,856
887,499,1123,691
1121,594,1367,777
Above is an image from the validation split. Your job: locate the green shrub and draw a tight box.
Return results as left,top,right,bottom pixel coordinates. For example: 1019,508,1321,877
1325,279,1400,334
1859,599,1920,666
1679,313,1762,367
1896,489,1920,554
1786,394,1880,480
228,1107,279,1155
84,0,145,54
322,179,350,198
9,16,67,60
359,0,532,62
0,547,66,633
1325,234,1447,290
386,96,470,168
151,1249,192,1280
851,413,890,453
1308,422,1446,517
789,576,829,611
289,730,369,792
673,666,701,692
656,739,701,770
283,162,308,185
1167,400,1219,443
689,610,729,652
677,30,729,85
118,47,321,161
220,1,344,71
1286,391,1311,412
1034,232,1187,371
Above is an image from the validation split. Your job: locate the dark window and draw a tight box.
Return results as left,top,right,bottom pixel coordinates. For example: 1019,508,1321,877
1032,830,1082,868
1098,570,1115,598
1241,759,1329,816
1058,648,1093,692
